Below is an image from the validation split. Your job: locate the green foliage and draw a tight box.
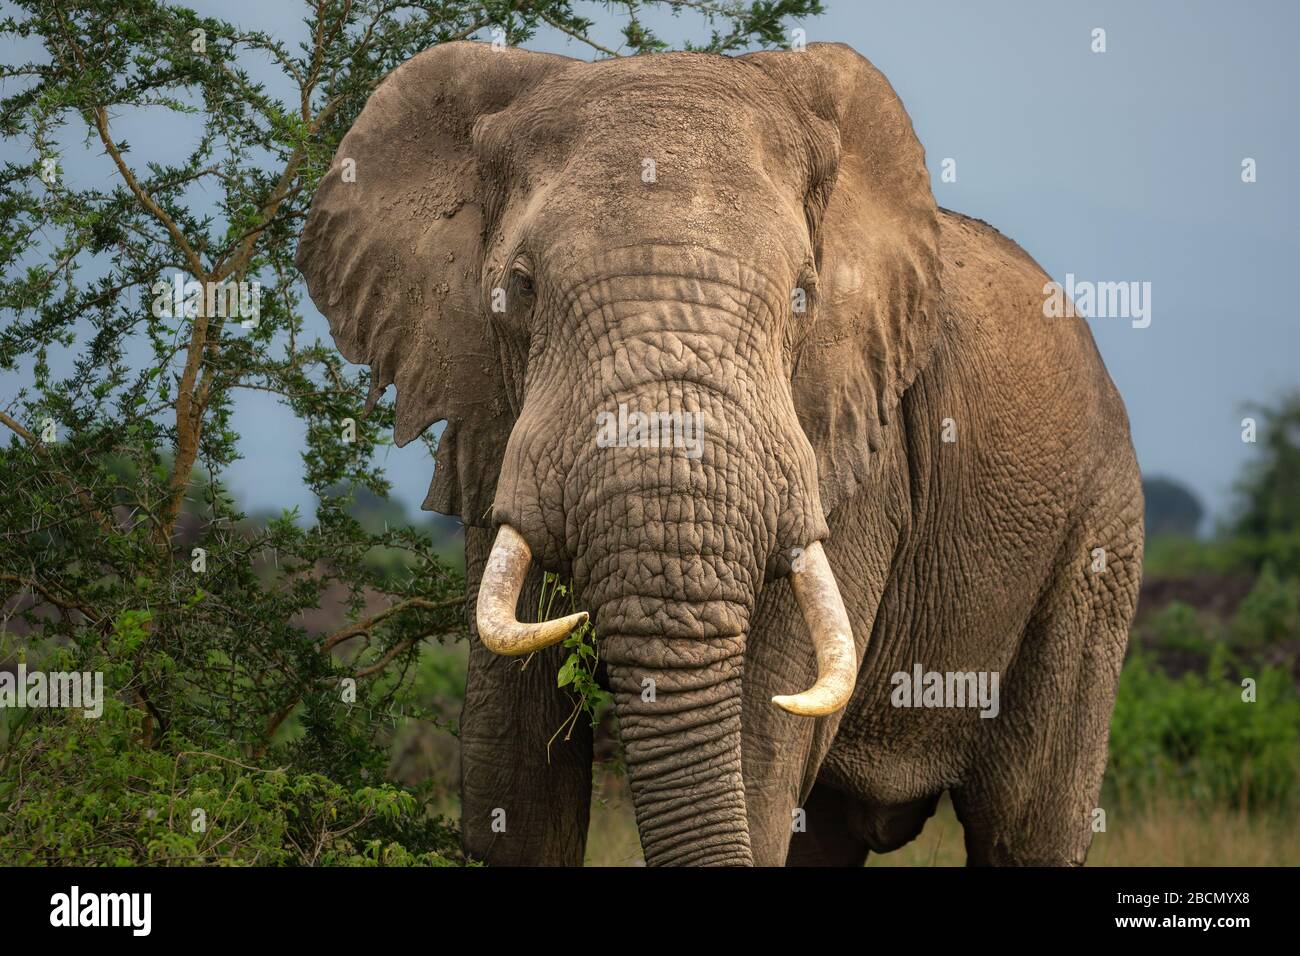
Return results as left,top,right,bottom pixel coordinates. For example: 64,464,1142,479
1141,533,1239,578
1232,530,1300,580
546,0,824,56
1107,645,1299,811
1231,564,1300,649
540,572,612,753
1143,393,1300,579
1141,600,1211,655
1142,529,1300,580
1134,567,1300,660
0,698,461,866
1234,391,1300,560
1114,545,1300,812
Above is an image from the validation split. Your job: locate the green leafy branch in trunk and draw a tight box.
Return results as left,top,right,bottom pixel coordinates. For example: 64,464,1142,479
535,571,610,755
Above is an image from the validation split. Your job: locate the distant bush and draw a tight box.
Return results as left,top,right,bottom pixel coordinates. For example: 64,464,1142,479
1141,534,1238,577
1139,532,1300,578
1142,531,1300,582
1231,565,1300,649
1107,646,1299,811
1233,393,1300,576
1141,600,1211,655
1143,476,1204,538
1136,565,1300,659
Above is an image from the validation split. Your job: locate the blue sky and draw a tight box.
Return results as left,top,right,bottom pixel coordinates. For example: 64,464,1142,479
2,1,1296,528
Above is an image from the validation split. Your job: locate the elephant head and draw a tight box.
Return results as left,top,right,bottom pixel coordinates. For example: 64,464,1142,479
296,41,940,865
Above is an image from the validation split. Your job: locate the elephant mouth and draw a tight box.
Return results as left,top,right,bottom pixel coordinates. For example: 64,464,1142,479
475,522,857,717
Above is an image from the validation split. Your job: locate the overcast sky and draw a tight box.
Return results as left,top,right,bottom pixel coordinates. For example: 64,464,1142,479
3,1,1296,529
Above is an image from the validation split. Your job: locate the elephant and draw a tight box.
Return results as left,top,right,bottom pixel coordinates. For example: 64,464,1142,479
295,39,1144,866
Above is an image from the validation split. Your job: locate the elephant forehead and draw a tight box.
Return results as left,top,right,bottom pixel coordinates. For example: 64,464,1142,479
481,56,813,178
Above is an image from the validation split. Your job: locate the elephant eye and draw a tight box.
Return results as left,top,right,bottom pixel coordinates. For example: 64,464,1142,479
510,260,535,299
792,265,819,315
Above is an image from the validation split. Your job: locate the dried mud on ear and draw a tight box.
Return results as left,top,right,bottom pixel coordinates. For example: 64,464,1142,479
743,45,942,517
297,43,576,527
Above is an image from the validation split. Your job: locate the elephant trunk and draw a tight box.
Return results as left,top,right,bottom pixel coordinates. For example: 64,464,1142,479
603,623,751,866
570,422,764,865
474,519,758,864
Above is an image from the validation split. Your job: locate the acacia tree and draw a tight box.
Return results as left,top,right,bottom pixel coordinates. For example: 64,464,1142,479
0,0,820,864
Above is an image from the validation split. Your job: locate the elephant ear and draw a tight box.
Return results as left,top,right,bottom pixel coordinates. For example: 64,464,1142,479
745,43,941,517
295,41,572,525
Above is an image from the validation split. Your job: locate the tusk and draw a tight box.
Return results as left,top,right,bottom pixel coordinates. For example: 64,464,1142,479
772,541,858,716
476,524,588,655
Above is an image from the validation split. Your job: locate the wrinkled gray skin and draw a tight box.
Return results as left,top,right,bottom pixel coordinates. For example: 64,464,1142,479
296,41,1144,866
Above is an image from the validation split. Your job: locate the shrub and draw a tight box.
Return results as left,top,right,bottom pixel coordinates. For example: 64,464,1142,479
1140,600,1211,655
0,699,462,866
1230,564,1300,649
1107,645,1299,810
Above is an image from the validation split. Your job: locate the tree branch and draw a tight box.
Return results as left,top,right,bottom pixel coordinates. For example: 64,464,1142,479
321,596,462,651
0,572,102,626
539,11,623,57
0,410,118,539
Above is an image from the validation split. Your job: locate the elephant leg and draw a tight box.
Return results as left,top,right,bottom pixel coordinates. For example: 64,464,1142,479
786,781,871,866
951,519,1138,866
459,526,595,865
459,618,594,865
